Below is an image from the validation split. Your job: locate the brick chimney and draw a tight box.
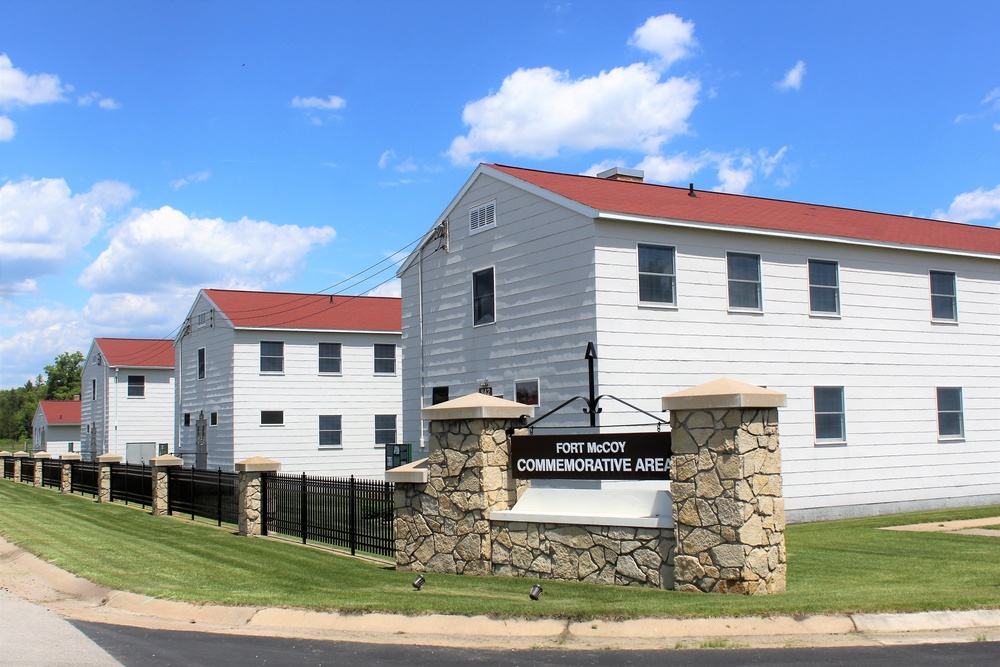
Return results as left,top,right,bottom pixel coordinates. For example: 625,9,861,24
596,166,644,183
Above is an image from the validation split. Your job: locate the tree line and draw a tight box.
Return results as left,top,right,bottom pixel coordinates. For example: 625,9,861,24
0,352,84,443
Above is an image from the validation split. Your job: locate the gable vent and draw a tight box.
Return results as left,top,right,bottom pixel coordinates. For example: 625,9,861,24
469,200,496,235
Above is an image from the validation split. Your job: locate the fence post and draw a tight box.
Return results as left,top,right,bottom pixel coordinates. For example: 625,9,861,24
349,475,357,556
97,454,123,503
32,452,51,487
150,455,184,516
12,451,28,482
60,453,81,493
235,457,281,537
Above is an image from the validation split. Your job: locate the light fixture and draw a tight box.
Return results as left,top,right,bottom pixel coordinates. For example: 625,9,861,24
529,584,543,600
412,575,425,590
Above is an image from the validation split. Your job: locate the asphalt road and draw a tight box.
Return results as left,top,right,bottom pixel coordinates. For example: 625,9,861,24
72,620,1000,667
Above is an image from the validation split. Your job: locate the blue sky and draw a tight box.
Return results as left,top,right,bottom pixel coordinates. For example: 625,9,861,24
2,1,998,389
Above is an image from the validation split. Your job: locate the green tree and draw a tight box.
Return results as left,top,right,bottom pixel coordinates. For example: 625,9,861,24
43,351,84,400
0,377,43,441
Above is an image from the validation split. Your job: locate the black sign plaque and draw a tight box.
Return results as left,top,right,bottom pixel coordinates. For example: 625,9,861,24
510,431,672,480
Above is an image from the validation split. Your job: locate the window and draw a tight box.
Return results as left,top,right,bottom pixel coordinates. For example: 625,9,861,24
196,310,212,328
319,343,342,374
375,415,397,446
936,387,964,439
210,412,218,426
515,379,540,406
432,386,449,405
637,244,677,305
374,344,396,374
473,267,495,326
319,415,342,448
469,200,496,234
260,411,284,426
930,271,957,321
92,379,96,400
260,341,284,372
814,387,846,442
197,348,206,379
808,260,840,314
183,413,191,427
127,375,145,398
727,252,762,310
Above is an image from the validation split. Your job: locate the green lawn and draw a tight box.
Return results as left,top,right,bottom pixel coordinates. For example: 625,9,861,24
1,480,999,620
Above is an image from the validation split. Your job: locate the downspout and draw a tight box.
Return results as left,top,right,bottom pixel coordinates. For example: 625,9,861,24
113,367,119,456
418,245,425,452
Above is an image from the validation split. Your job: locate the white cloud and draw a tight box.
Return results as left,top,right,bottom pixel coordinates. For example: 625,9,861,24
933,184,1000,224
0,302,89,389
636,154,706,183
291,95,346,110
0,177,135,291
0,54,67,107
0,115,14,141
365,279,401,298
776,60,806,91
170,170,211,190
983,88,1000,109
629,14,697,70
448,63,699,164
378,149,396,169
77,92,121,109
78,206,337,294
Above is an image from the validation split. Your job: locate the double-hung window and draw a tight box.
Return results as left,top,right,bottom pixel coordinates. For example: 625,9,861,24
375,415,397,447
814,387,846,443
808,260,840,314
319,343,342,374
127,375,145,398
473,267,495,326
319,415,342,448
374,344,396,374
727,252,762,310
930,271,957,321
260,341,284,373
936,387,964,439
638,244,676,305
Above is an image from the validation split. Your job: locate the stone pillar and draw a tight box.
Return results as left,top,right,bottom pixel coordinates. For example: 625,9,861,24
662,378,787,595
0,452,9,480
97,454,123,503
236,456,281,537
13,451,29,482
390,393,534,576
60,453,81,494
150,455,184,516
33,452,51,487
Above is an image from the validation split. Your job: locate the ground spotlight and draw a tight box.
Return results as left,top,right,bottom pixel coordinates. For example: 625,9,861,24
412,574,425,590
529,584,543,600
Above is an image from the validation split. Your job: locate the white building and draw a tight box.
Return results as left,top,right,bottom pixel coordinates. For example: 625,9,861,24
32,399,81,457
398,163,1000,522
174,289,403,477
81,338,176,463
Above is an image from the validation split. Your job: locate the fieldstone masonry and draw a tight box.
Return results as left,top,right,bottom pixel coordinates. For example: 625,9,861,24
60,453,80,494
150,455,183,516
236,456,281,537
33,452,50,487
663,379,787,595
96,454,122,503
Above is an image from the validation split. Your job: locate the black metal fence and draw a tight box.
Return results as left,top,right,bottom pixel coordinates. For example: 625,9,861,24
41,459,62,489
167,467,238,526
262,472,395,557
3,457,14,479
70,460,100,497
19,458,35,484
110,463,153,507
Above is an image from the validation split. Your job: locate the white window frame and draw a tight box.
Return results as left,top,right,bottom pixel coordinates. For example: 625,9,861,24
515,379,540,407
197,347,206,380
813,386,846,444
260,341,284,373
374,343,396,375
929,270,958,322
727,252,763,312
319,415,343,449
637,243,677,307
319,342,342,374
936,387,964,440
473,266,496,327
469,200,496,235
374,414,397,448
808,259,840,316
127,375,145,398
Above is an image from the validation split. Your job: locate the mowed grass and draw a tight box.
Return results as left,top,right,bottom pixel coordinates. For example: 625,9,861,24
1,480,999,620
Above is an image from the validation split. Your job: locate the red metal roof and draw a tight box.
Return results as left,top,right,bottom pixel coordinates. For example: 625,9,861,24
488,164,1000,256
202,289,402,332
95,338,176,368
38,400,81,424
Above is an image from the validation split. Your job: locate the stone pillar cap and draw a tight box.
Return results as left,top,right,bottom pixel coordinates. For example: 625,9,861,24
150,454,184,467
60,453,82,461
0,451,12,457
235,456,281,473
13,451,30,458
97,454,124,463
385,457,429,484
422,392,535,421
662,378,787,411
33,452,52,459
